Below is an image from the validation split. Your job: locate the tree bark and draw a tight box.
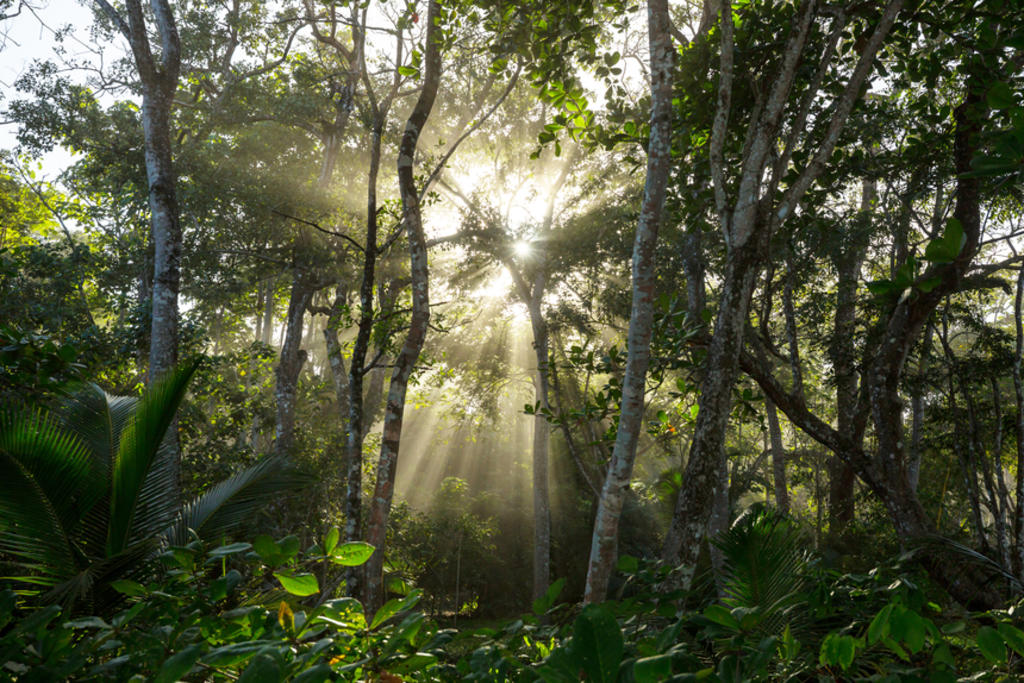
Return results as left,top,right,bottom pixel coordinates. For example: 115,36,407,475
363,0,441,612
583,0,676,605
273,272,313,457
94,0,182,500
766,399,789,514
1013,264,1024,581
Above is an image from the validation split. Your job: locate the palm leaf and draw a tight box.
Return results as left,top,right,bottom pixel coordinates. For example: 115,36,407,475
0,409,100,583
164,456,310,546
713,504,812,636
107,361,198,556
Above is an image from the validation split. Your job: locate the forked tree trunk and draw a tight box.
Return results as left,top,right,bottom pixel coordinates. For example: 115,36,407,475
584,0,677,605
661,0,902,586
363,0,441,612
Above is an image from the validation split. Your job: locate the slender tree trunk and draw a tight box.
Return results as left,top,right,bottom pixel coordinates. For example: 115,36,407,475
828,177,872,532
363,0,441,611
343,121,382,559
273,272,313,458
661,242,762,579
323,287,351,422
583,0,676,605
766,399,789,514
528,296,552,601
1013,264,1024,581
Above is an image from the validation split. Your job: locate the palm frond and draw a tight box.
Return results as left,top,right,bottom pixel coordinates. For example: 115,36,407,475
0,409,99,582
107,361,198,556
164,456,310,546
713,504,812,636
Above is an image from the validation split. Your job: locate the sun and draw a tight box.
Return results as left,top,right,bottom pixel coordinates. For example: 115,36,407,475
512,240,532,258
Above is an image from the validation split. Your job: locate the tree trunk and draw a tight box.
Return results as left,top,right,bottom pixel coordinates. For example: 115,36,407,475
343,121,382,565
363,0,441,612
661,241,762,581
273,272,313,458
766,399,789,514
1013,264,1024,581
827,178,871,532
323,287,351,422
94,0,183,500
528,296,552,601
583,0,676,605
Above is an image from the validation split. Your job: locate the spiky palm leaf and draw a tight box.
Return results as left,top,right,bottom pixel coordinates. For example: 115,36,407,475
165,455,311,546
0,409,100,586
712,504,813,636
0,361,304,612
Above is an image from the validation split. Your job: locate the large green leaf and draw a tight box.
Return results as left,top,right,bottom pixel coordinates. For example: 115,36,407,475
572,604,622,683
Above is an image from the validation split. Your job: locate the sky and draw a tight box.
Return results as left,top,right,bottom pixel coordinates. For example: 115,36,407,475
1,0,99,172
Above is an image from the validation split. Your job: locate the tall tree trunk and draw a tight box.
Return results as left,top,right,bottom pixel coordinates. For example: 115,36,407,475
828,178,871,533
661,242,762,579
343,120,382,561
528,296,552,601
1013,264,1024,581
363,0,441,612
583,0,676,605
273,272,313,458
95,0,182,499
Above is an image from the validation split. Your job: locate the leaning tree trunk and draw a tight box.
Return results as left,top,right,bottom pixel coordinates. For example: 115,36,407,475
583,0,676,605
363,0,441,613
661,241,763,579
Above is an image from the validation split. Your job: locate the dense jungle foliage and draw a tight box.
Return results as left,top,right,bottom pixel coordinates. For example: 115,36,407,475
2,0,1024,679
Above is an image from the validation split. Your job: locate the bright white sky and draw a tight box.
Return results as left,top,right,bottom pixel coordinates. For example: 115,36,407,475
1,1,99,170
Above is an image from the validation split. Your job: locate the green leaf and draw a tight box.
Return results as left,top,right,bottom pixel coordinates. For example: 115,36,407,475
633,654,672,682
331,541,374,566
868,604,893,644
397,65,419,77
204,641,278,667
109,579,145,597
997,623,1024,657
976,626,1006,664
252,534,279,563
388,652,437,674
153,644,203,683
237,654,283,683
987,81,1015,110
573,604,623,683
208,542,252,558
291,664,332,683
324,528,339,555
370,590,421,630
274,571,319,597
532,577,566,616
703,604,739,630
